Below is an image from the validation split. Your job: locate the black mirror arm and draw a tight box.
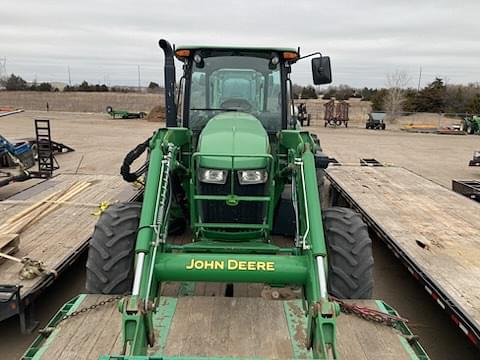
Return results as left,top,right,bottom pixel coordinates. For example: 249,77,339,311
298,51,323,61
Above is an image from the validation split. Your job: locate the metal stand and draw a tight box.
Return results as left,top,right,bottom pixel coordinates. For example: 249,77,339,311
30,119,58,179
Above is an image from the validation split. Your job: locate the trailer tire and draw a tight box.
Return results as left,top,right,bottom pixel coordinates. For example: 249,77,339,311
323,207,374,299
86,202,141,294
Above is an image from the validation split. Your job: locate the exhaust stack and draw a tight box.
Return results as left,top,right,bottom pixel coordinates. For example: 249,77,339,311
159,39,177,127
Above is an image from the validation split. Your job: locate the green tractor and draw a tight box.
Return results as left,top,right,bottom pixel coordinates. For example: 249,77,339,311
86,40,374,359
461,115,480,134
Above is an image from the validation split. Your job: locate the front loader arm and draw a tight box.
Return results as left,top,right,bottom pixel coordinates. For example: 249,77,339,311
120,128,190,356
280,130,340,359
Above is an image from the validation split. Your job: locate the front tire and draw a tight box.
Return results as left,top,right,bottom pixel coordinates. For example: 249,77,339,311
86,202,141,294
323,207,374,299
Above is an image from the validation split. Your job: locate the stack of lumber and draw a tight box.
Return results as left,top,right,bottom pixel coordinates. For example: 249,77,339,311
0,181,91,263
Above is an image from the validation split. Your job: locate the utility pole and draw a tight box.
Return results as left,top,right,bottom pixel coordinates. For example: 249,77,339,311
68,66,72,86
0,57,7,80
137,65,141,91
417,66,422,92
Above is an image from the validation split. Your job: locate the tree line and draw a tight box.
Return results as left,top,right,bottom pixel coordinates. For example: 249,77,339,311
293,78,480,114
0,74,163,93
2,72,480,114
369,78,480,114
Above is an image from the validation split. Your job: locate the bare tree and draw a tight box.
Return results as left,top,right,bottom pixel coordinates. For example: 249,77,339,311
384,70,410,118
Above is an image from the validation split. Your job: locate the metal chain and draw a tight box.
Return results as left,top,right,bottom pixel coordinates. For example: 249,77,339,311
330,296,408,327
39,295,124,337
60,295,123,323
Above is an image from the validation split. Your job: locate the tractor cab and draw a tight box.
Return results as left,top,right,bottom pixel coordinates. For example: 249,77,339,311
174,46,295,134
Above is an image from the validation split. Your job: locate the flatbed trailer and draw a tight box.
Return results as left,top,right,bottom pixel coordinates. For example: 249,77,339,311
0,174,138,332
326,165,480,349
23,292,427,360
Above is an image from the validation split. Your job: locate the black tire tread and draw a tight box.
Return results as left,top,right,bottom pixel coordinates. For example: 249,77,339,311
323,207,374,299
86,202,141,294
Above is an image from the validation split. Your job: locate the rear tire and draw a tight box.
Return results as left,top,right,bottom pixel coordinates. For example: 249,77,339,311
86,202,141,294
323,207,374,299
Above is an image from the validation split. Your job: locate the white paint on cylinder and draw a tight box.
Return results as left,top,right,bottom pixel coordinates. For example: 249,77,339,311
132,252,145,295
317,256,328,298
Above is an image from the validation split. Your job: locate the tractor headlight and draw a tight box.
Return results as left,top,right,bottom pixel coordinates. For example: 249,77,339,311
237,169,268,185
198,168,228,184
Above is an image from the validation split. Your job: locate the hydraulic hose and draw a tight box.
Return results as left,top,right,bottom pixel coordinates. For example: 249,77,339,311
120,137,151,182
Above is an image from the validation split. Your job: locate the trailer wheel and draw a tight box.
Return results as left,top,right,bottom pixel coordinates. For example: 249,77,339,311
323,207,374,299
106,106,113,113
86,202,141,294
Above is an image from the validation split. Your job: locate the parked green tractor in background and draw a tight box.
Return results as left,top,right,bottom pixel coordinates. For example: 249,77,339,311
462,115,480,134
86,39,375,359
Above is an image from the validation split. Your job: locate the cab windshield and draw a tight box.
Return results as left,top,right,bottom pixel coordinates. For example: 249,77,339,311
188,55,282,132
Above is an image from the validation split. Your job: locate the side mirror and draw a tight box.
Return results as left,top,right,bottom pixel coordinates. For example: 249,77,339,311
311,56,332,85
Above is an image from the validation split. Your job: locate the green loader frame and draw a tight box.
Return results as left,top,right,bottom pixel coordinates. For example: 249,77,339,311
120,129,339,358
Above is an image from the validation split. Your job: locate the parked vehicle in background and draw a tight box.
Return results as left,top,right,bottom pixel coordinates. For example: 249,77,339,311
366,112,386,130
106,106,147,119
461,116,480,134
470,150,480,166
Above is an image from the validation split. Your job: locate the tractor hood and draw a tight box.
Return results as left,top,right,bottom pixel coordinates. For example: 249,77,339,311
197,112,269,169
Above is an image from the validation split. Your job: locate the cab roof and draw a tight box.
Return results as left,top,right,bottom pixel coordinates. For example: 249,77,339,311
176,45,298,54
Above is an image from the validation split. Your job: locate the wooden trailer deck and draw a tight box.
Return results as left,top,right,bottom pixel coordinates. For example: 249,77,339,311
0,174,137,330
23,294,425,360
326,166,480,347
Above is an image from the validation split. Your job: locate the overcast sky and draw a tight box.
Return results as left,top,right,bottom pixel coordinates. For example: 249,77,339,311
1,0,479,88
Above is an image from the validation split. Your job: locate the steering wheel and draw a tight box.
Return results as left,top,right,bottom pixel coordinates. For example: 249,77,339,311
220,98,253,112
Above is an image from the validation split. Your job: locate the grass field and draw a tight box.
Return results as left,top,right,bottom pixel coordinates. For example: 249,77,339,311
0,91,163,113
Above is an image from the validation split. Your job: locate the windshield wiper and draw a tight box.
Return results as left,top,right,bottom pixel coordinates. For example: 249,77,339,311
190,108,238,112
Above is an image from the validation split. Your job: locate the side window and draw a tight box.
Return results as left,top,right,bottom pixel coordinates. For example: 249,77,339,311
191,72,206,109
266,71,281,113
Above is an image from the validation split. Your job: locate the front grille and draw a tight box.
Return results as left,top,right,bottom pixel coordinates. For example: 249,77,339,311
199,172,267,225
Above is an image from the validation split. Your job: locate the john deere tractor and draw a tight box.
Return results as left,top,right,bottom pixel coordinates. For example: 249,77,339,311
86,40,374,359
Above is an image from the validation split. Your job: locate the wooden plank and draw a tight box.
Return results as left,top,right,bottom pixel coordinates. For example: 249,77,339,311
163,297,294,358
336,300,411,360
40,295,121,360
327,166,480,330
0,174,135,297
